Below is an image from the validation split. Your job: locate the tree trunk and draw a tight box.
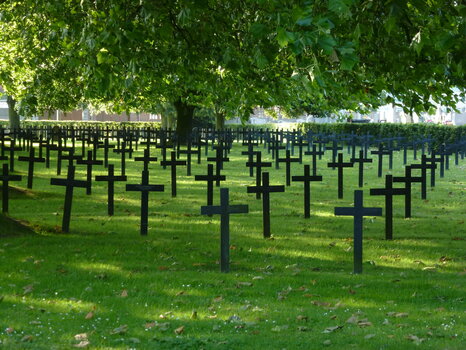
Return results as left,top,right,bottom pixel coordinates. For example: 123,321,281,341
216,111,226,130
174,99,195,144
7,96,20,130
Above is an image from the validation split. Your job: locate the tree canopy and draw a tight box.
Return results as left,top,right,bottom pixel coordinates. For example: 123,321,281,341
0,0,465,130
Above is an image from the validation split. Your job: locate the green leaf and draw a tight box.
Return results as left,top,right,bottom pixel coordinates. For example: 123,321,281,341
277,28,289,47
253,48,268,69
250,23,267,39
296,16,312,26
318,35,337,55
340,53,358,70
328,0,352,17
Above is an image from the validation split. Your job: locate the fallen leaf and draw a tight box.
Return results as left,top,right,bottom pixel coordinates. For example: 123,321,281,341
21,335,33,342
74,340,90,348
296,315,308,322
322,325,343,333
74,333,88,341
213,296,223,302
120,289,128,298
85,311,94,320
297,326,309,332
346,315,359,324
176,291,185,296
271,325,289,332
406,334,425,345
145,322,156,329
323,340,331,346
236,282,253,287
174,326,185,335
190,310,197,320
23,284,34,295
364,334,376,339
110,325,128,335
5,327,14,334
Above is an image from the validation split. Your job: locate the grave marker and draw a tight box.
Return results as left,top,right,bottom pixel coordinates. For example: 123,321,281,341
95,164,127,216
160,151,186,197
50,165,87,233
327,153,354,199
0,163,22,213
126,170,164,235
201,188,248,272
247,172,285,238
291,164,323,218
18,147,45,189
351,150,373,188
334,190,382,274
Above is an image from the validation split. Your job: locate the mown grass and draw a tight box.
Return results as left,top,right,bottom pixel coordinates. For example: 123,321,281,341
0,139,465,350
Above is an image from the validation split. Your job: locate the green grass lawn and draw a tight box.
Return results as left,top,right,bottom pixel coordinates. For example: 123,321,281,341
0,140,465,349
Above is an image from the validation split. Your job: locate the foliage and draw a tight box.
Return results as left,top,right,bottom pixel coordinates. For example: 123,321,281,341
0,1,464,123
299,122,466,146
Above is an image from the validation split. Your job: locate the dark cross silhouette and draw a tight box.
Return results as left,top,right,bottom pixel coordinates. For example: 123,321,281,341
134,148,158,172
268,137,285,168
334,190,382,274
393,165,422,218
370,174,407,240
411,155,436,199
292,138,308,163
241,143,258,177
327,153,354,199
326,140,343,169
98,138,115,168
278,150,300,186
201,188,248,273
195,164,226,209
95,164,127,216
160,151,186,197
371,144,391,177
126,170,164,235
247,172,285,238
4,139,22,172
291,164,323,218
208,146,229,171
0,163,22,213
50,165,87,233
246,152,272,199
424,151,442,187
77,150,103,195
351,150,373,188
17,147,45,189
57,146,82,175
178,141,198,176
304,144,325,176
113,141,132,176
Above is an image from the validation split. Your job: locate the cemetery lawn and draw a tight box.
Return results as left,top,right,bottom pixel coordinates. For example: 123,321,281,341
0,143,465,350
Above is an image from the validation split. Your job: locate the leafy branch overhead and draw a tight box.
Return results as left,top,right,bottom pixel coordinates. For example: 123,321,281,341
0,0,464,119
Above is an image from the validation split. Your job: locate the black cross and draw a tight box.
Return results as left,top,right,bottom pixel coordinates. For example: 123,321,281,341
17,147,45,189
77,150,103,195
201,188,248,273
95,164,127,216
424,151,442,188
278,150,300,186
304,144,325,176
246,152,272,199
97,138,115,168
4,139,22,172
126,170,164,235
241,143,258,177
291,164,323,218
134,148,158,172
160,151,186,197
113,141,132,176
370,174,407,240
326,140,343,169
50,165,88,233
195,164,226,208
269,137,286,169
371,144,391,177
178,141,198,176
334,190,382,274
0,163,22,213
327,153,354,199
410,155,436,199
351,150,373,188
207,146,229,171
393,165,422,218
58,147,82,175
247,172,285,238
